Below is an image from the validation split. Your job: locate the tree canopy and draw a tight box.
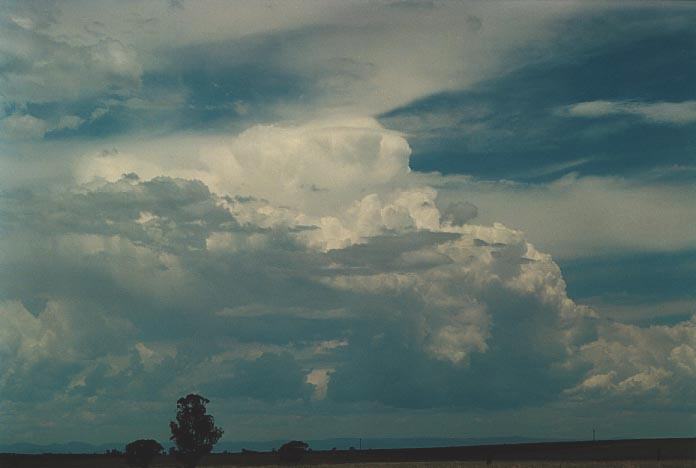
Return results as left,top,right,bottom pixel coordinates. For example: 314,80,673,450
124,439,163,468
278,440,310,463
169,393,223,468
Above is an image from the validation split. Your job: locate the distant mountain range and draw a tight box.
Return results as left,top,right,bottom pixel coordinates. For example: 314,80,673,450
0,441,121,454
0,436,566,454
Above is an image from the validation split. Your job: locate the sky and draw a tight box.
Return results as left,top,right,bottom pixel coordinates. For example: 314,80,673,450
0,0,695,446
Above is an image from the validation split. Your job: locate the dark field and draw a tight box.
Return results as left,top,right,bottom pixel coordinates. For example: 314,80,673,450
2,438,695,468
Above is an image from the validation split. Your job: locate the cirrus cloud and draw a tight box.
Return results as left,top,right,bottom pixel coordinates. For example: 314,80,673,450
560,100,696,125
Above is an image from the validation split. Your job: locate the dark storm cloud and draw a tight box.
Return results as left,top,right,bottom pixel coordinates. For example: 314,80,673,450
327,231,460,274
204,353,314,402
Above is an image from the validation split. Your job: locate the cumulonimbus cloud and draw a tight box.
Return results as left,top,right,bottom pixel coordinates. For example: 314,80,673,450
2,118,694,422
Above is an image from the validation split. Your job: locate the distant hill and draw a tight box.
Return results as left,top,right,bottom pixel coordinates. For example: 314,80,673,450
0,441,122,454
0,436,562,454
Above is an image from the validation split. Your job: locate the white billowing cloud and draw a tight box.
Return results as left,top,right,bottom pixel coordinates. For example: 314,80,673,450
76,119,696,259
77,117,412,217
74,119,510,256
561,100,696,125
302,187,443,250
1,112,695,437
306,368,332,401
567,317,696,407
72,116,686,400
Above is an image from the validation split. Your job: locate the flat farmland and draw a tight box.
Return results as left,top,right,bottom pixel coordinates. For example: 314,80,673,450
7,461,695,468
2,438,694,468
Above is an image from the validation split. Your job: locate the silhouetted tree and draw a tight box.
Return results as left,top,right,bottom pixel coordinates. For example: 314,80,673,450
169,394,223,468
278,440,309,463
124,439,163,468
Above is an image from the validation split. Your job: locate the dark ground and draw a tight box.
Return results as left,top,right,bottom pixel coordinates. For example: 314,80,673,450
1,437,694,467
